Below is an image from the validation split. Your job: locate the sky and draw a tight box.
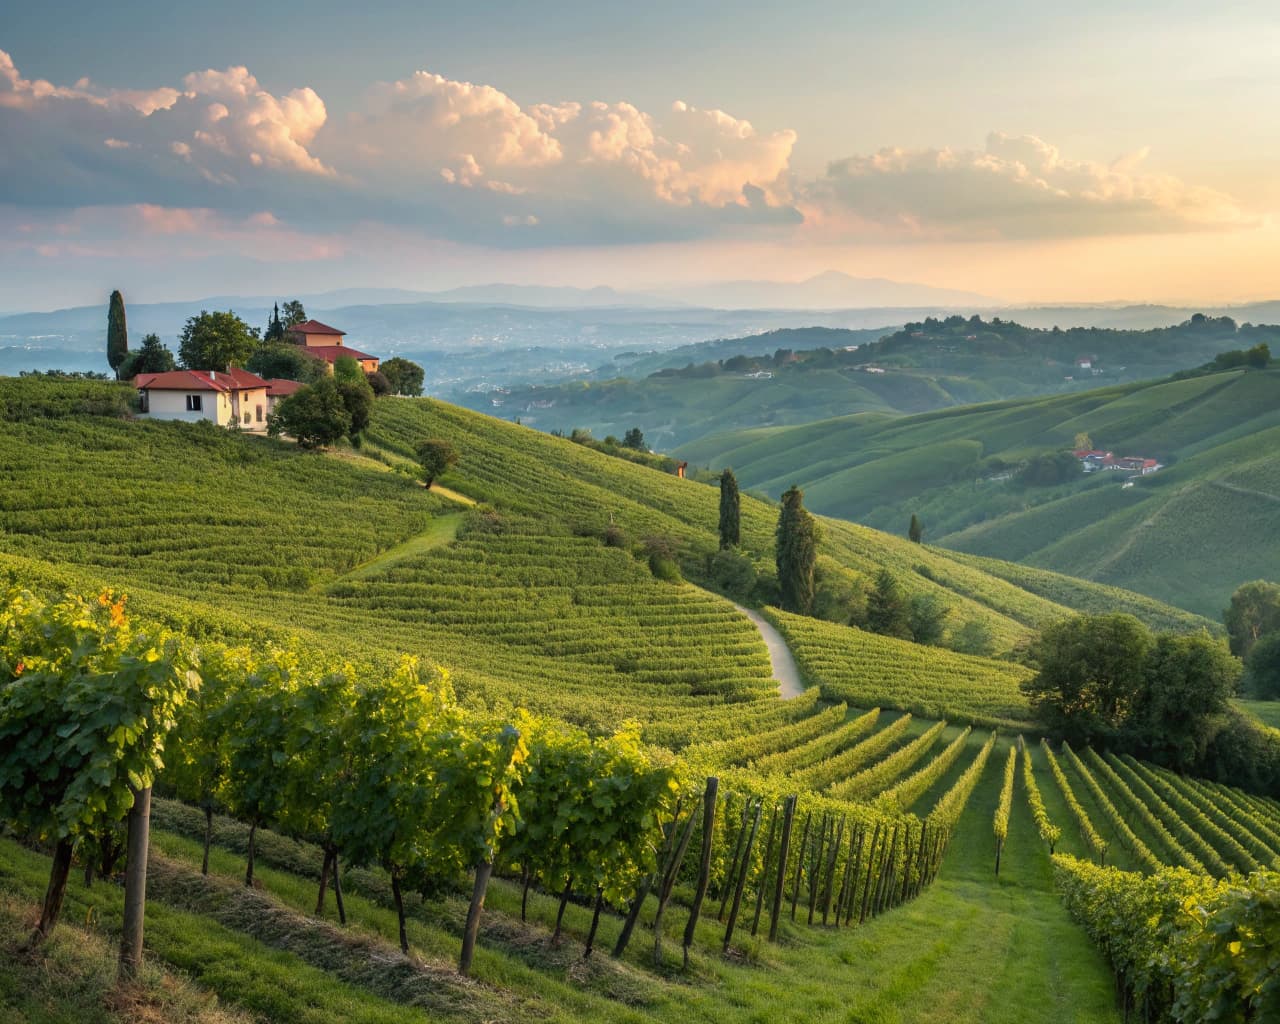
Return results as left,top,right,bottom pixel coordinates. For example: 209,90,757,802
2,0,1279,310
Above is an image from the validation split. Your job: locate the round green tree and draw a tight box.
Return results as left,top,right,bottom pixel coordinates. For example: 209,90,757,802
416,438,459,487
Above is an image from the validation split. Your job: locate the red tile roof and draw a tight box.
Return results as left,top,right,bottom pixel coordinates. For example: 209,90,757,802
288,319,345,336
306,345,378,363
266,378,304,397
133,369,269,393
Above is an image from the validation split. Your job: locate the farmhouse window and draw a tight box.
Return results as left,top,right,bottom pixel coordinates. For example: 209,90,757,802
186,394,202,412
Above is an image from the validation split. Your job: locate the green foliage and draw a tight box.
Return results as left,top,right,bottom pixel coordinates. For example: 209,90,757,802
1020,740,1062,853
268,377,352,449
178,310,260,371
1018,451,1082,487
280,301,306,328
1134,631,1239,771
332,354,363,383
907,591,948,646
993,744,1016,849
1246,632,1280,699
366,370,392,396
621,427,646,451
415,437,459,486
119,333,176,378
0,587,192,840
1041,739,1107,864
379,357,425,397
865,569,911,640
1225,580,1280,658
245,343,328,385
1053,854,1280,1023
0,378,134,421
718,468,740,549
106,290,128,375
908,514,923,543
1024,614,1154,745
1208,342,1272,370
335,375,375,439
776,486,818,614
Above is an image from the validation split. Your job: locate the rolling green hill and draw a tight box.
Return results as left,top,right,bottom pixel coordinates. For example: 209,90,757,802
452,314,1280,451
0,379,1260,1024
679,367,1280,618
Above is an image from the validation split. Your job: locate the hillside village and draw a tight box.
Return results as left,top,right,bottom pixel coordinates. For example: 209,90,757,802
134,318,381,431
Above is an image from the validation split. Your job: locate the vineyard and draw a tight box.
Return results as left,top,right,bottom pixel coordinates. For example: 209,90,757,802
1,382,1277,1023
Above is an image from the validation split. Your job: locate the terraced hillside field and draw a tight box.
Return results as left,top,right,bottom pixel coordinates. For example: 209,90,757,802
2,381,1268,1024
678,367,1280,617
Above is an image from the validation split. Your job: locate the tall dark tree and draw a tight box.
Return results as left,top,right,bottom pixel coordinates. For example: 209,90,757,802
718,468,740,549
775,485,818,615
264,303,285,342
1224,580,1280,658
908,514,923,543
865,569,912,640
622,427,646,450
1134,632,1238,771
107,290,128,378
118,334,176,378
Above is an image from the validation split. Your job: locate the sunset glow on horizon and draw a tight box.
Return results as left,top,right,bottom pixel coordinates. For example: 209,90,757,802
3,1,1278,309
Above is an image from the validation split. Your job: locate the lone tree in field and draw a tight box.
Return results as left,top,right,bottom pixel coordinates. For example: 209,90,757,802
718,468,740,549
776,485,819,615
416,438,459,487
908,514,923,543
107,290,128,378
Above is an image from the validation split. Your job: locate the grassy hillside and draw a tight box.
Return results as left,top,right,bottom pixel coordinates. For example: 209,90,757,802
679,367,1280,617
2,380,1255,1024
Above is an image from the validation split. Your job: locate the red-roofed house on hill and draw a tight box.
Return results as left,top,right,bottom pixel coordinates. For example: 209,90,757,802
265,378,303,415
134,369,270,430
287,319,380,373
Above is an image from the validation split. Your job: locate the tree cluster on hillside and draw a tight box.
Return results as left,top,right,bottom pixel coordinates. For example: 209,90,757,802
118,333,176,378
380,357,426,397
1022,613,1280,794
178,310,261,370
1226,580,1280,699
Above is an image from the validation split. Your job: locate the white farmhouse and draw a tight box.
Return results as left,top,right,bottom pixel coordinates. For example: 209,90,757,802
134,369,270,430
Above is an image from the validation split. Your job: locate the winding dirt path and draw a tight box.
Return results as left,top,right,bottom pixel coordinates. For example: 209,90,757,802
734,604,806,699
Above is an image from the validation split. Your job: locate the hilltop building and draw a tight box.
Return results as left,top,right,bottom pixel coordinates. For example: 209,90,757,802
135,369,270,430
287,319,380,374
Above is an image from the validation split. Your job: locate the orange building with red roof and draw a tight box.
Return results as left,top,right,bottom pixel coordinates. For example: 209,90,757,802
288,319,379,373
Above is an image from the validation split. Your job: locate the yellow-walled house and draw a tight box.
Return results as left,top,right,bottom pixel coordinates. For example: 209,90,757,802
287,319,380,374
134,369,270,430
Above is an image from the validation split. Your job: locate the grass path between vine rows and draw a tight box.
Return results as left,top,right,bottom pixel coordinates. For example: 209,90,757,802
319,512,467,590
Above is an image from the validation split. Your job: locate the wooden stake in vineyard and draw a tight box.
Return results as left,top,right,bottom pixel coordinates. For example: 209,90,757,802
118,786,152,981
681,778,718,969
769,795,797,941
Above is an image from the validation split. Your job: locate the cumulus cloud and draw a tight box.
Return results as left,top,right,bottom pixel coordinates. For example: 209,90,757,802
0,48,1256,251
809,132,1254,239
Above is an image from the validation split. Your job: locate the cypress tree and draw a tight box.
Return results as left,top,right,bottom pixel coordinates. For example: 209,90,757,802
908,514,923,543
719,468,741,549
264,302,284,342
776,485,818,614
107,290,128,377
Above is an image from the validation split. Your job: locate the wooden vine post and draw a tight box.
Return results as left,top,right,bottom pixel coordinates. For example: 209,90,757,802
681,777,718,969
769,795,797,941
118,785,152,980
723,797,763,951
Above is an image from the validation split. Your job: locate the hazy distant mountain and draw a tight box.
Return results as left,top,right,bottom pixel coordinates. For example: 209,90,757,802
658,271,997,310
424,283,679,308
